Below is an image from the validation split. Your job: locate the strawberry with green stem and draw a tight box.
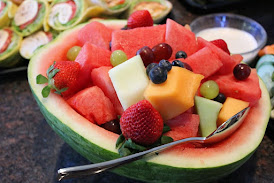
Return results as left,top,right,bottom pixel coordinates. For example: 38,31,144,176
36,61,81,98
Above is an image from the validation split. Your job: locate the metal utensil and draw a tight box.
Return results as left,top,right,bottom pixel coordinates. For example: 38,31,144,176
57,107,250,181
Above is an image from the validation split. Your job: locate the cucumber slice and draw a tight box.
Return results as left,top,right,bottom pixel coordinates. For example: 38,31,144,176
257,63,274,97
256,54,274,70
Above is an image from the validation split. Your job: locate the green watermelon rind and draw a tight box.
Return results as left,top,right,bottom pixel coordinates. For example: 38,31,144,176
28,19,270,183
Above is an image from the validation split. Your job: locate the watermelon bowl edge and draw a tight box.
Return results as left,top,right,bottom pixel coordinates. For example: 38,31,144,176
28,20,271,183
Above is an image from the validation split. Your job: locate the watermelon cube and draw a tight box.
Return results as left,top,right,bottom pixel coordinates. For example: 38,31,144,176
197,37,240,75
165,19,197,60
164,113,200,141
208,69,261,106
91,66,124,115
111,24,166,59
182,47,223,78
78,21,113,50
67,86,117,125
75,43,112,89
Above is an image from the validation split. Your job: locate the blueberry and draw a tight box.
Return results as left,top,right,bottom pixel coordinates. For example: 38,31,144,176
175,51,187,59
159,59,172,71
172,60,193,71
146,63,158,76
172,60,184,67
149,65,167,84
213,93,226,104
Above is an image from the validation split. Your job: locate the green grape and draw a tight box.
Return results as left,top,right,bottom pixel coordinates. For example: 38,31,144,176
200,80,219,99
110,50,128,67
67,46,81,61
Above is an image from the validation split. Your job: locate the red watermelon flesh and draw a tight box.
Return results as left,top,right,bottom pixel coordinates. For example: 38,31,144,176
165,19,197,60
231,54,243,63
91,66,124,115
75,43,112,89
78,21,113,50
181,47,223,78
164,113,200,141
67,86,117,125
111,24,166,59
208,69,261,106
197,37,240,75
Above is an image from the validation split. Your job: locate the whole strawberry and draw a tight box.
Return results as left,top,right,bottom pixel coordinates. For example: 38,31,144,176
210,39,230,55
127,10,154,29
36,61,81,98
120,100,163,146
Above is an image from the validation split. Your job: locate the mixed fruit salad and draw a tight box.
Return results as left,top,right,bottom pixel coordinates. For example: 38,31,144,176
35,10,262,156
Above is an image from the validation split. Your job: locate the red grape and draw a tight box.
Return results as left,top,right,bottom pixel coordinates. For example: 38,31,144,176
152,43,172,62
136,46,154,67
233,63,251,80
101,119,121,134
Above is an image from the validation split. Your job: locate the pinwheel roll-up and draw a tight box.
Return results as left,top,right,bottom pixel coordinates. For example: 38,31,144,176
128,0,172,23
90,0,131,15
0,0,18,28
19,30,58,59
47,0,104,31
12,0,49,37
0,27,23,68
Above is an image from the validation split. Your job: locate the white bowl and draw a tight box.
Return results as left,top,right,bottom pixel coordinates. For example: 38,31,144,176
190,13,267,64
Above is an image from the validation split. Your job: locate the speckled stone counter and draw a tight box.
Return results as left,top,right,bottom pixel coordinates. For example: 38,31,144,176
1,0,274,182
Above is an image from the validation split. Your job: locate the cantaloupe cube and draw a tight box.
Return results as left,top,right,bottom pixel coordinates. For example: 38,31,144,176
109,55,149,110
144,67,204,120
217,97,249,126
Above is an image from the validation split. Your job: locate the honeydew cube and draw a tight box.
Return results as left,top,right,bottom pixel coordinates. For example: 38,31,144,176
195,96,223,137
217,97,249,126
144,67,204,120
109,55,149,110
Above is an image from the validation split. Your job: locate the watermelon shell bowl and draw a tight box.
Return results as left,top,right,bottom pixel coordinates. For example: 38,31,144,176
28,19,271,183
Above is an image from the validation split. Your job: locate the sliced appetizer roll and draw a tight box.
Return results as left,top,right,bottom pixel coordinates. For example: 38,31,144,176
48,0,104,31
127,0,172,23
20,30,57,59
0,27,23,68
12,0,49,37
90,0,130,15
0,0,18,28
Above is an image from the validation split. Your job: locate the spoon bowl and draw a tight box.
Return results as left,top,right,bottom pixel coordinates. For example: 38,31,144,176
57,107,250,181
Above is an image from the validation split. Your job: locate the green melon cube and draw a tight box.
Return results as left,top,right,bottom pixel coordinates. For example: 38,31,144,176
195,96,223,137
109,55,149,110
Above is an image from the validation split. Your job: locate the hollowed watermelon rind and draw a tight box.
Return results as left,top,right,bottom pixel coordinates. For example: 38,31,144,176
28,20,270,183
32,88,255,183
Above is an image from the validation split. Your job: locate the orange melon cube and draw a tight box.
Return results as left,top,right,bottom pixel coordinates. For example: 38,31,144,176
144,67,204,120
217,97,249,126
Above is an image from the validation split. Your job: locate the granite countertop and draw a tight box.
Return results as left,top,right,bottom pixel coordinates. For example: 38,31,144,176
1,0,274,182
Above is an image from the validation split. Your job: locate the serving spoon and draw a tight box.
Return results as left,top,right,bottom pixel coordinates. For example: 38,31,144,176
57,107,250,181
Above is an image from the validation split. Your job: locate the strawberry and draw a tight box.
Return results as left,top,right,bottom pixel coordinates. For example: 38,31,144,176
210,39,230,55
127,10,154,29
120,100,163,146
36,61,81,98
